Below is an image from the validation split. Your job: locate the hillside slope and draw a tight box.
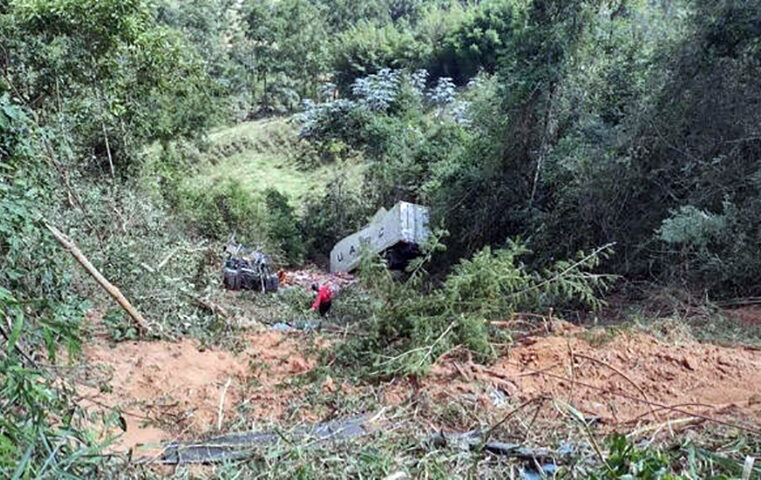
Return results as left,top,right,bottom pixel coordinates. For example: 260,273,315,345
186,118,364,206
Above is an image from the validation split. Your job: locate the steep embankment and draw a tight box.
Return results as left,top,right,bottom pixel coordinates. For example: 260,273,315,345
77,317,761,458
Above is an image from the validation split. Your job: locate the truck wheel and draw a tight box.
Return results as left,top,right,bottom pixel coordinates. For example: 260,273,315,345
223,269,235,290
231,270,242,290
265,275,279,293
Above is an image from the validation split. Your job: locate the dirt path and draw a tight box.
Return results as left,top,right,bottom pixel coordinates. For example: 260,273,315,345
77,322,761,457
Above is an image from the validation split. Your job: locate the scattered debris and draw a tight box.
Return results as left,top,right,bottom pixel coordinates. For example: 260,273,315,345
270,322,292,332
426,430,562,461
384,324,761,432
277,269,355,292
520,463,558,480
159,415,373,464
270,321,320,332
76,315,761,465
427,429,566,479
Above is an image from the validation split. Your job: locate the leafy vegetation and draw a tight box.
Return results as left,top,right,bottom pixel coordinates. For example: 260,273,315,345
0,95,100,478
3,0,761,476
333,237,614,376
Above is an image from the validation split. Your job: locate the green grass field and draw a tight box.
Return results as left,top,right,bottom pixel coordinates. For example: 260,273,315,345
187,117,364,205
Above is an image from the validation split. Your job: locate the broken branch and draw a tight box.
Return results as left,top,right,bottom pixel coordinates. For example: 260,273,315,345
45,222,149,334
573,353,661,423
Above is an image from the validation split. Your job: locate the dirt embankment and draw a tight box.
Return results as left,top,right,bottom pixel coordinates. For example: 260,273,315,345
79,330,321,455
393,325,761,430
78,321,761,457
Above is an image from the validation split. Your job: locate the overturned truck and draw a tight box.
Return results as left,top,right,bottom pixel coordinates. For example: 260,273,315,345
222,242,279,293
330,201,430,273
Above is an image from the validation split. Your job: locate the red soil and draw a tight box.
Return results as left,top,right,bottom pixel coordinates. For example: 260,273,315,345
78,320,761,458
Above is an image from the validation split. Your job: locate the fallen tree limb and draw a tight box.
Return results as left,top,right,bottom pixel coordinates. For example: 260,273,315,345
45,222,149,334
179,289,229,318
506,360,761,436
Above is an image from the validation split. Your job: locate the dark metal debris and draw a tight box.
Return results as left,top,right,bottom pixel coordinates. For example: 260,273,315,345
222,241,279,293
426,429,567,461
160,415,371,464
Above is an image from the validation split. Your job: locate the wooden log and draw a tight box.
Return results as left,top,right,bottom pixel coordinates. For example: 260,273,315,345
45,222,149,334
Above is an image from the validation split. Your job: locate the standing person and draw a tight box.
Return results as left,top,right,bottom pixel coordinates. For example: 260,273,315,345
310,283,333,316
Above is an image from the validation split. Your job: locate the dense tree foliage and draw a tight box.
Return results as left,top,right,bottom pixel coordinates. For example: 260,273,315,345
3,0,761,473
296,0,761,296
4,0,753,296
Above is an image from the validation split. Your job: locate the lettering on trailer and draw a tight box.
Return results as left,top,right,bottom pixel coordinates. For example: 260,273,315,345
329,202,430,273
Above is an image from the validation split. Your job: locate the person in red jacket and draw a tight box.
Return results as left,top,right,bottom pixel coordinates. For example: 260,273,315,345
310,283,333,316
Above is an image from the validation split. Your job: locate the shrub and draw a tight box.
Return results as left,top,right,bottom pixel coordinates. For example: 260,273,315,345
299,175,370,264
334,237,614,377
426,0,515,84
333,22,427,89
103,307,138,342
591,435,680,480
657,202,761,294
176,179,268,245
297,68,458,154
0,95,103,478
264,189,305,265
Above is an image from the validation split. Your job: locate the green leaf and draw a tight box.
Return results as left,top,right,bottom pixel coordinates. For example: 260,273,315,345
7,312,24,354
11,442,34,480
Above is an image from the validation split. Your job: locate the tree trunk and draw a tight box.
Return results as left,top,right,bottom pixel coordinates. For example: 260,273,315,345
45,222,149,334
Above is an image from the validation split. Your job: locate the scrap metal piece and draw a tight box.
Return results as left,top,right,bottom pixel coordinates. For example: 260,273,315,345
160,415,371,464
426,429,562,461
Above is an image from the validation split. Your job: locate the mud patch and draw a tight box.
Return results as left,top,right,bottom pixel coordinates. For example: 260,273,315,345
79,331,321,456
78,320,761,459
387,324,761,432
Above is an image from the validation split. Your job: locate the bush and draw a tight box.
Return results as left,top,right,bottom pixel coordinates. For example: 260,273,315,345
333,22,428,90
334,237,614,377
428,0,516,84
0,95,104,478
298,68,470,212
299,175,370,265
657,202,761,294
176,179,268,245
264,189,305,265
103,307,138,342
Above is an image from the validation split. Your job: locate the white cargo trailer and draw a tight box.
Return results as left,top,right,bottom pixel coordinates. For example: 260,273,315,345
329,201,430,273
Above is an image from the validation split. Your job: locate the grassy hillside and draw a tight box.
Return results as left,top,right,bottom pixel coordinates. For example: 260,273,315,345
186,117,364,206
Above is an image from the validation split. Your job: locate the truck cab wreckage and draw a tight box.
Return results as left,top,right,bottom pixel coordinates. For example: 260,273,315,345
222,241,279,293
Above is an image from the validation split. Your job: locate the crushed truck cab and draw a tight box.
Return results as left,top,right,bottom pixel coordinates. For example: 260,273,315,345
330,201,430,273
